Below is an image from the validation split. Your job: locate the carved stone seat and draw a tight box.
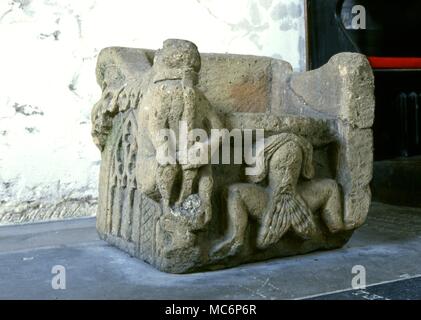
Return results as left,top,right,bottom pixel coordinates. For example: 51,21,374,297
92,39,374,273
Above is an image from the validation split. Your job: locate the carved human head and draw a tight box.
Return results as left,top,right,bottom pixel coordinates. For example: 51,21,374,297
247,133,315,186
154,39,201,72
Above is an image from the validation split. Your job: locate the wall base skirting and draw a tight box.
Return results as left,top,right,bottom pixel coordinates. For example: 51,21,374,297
0,198,97,225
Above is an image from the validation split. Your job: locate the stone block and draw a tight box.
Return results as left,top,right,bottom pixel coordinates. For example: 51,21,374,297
91,39,375,273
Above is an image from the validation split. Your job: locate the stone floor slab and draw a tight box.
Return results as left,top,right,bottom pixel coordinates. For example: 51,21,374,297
1,202,421,299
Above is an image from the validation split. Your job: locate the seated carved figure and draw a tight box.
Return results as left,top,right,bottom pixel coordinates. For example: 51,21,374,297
136,39,223,229
211,133,344,259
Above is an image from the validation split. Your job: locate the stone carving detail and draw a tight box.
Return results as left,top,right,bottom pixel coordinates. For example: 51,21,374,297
109,110,138,239
211,133,343,260
92,39,375,273
135,40,222,234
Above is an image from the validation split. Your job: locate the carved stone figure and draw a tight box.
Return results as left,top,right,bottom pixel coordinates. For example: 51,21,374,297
92,39,375,273
135,40,223,230
211,133,343,260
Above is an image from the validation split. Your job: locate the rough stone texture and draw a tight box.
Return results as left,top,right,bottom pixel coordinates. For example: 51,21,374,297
92,39,374,273
0,0,306,225
287,53,375,128
333,123,373,229
198,55,292,113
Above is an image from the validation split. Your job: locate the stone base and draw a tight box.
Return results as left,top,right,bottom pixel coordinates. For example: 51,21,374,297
97,192,353,273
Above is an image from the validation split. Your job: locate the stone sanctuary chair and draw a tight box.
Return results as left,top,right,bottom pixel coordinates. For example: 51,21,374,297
91,39,374,273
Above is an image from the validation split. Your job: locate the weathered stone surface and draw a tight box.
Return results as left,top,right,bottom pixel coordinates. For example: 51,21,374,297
333,122,373,229
287,53,375,128
92,39,374,273
198,55,292,113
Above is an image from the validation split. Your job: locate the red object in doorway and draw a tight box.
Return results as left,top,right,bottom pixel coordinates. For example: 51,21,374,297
368,56,421,69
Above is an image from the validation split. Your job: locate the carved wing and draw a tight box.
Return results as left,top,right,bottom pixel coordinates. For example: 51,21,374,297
92,47,154,150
